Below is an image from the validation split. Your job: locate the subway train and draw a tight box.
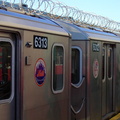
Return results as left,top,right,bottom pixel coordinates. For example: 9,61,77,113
0,6,120,120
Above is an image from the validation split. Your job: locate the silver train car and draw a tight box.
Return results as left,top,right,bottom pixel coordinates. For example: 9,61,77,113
1,7,120,120
0,9,71,120
56,20,120,120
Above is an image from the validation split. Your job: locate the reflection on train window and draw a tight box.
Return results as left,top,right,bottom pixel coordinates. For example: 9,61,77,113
52,45,64,93
0,42,12,100
108,48,113,78
71,47,82,84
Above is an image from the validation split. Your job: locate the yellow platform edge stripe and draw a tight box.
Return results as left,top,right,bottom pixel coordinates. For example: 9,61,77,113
110,113,120,120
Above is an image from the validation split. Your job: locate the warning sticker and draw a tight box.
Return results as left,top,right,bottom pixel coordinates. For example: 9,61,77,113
93,59,99,78
34,58,46,86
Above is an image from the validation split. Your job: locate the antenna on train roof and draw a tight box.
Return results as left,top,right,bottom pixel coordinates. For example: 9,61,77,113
0,0,120,33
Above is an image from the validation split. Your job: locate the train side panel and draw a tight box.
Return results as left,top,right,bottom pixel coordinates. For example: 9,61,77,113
88,40,102,120
0,10,71,120
116,43,120,112
23,30,71,120
89,40,117,120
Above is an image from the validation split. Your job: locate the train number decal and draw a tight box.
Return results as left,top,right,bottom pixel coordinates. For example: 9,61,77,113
33,35,48,49
93,59,99,78
34,58,46,86
92,43,100,52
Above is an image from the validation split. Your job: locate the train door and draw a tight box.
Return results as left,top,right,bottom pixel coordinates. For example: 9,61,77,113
71,46,85,120
102,44,114,118
0,38,15,120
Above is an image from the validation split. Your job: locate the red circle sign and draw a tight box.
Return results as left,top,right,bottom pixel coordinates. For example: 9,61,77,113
93,59,99,78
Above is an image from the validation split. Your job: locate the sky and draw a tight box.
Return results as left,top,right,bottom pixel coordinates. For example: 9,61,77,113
57,0,120,22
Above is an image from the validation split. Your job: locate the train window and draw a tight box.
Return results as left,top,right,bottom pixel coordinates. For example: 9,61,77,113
0,41,13,101
52,44,64,93
102,47,106,80
71,47,82,85
108,48,113,78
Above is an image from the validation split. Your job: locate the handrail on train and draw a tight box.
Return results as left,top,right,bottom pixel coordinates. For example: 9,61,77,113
71,98,85,114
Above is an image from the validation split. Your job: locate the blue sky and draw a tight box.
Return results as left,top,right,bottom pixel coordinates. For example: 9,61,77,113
58,0,120,22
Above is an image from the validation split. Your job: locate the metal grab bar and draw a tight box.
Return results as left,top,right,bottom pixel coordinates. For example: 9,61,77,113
71,98,85,114
71,77,85,89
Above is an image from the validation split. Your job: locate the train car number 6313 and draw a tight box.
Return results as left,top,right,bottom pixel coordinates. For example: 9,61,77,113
34,35,48,49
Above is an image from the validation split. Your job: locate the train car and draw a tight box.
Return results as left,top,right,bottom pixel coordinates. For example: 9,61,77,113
55,20,120,120
0,9,71,120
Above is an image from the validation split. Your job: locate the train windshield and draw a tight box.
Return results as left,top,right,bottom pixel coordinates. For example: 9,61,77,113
0,42,12,100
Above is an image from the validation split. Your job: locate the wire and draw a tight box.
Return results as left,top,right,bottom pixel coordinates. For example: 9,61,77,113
0,0,120,33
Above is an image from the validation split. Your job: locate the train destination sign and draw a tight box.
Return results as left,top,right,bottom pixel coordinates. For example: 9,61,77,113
92,43,100,52
33,35,48,49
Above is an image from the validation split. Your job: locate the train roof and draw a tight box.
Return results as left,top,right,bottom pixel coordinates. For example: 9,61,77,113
55,20,120,42
0,9,69,36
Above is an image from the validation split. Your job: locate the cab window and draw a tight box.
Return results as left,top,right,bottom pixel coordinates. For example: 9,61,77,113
52,44,64,93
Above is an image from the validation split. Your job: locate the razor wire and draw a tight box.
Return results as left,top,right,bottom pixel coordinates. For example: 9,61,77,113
0,0,120,32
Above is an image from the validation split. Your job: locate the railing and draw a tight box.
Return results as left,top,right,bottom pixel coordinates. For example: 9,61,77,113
0,0,120,33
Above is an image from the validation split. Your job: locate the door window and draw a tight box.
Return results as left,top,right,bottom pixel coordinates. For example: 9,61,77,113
71,47,82,85
108,48,113,79
102,47,106,80
0,40,14,101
